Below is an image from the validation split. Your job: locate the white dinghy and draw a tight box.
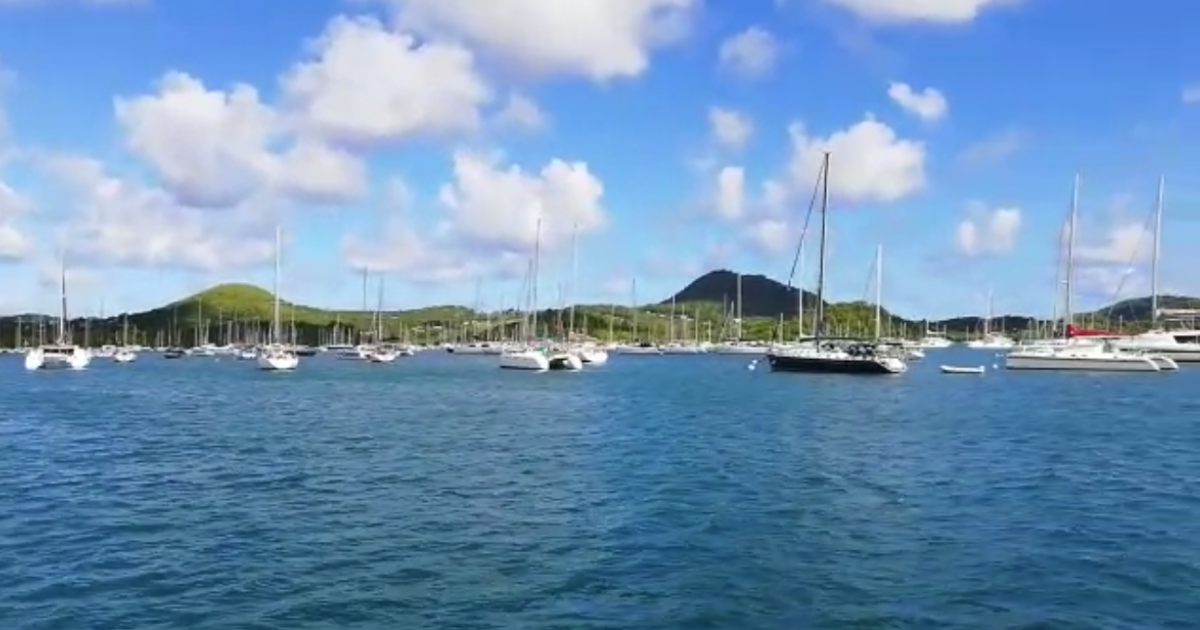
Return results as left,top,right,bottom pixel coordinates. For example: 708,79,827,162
940,364,985,374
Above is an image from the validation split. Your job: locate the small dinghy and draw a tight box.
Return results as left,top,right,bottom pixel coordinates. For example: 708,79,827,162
940,364,985,374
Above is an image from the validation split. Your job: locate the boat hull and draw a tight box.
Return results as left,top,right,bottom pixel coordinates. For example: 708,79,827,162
547,353,583,371
499,350,549,370
767,353,904,374
574,347,608,364
1005,354,1160,371
257,353,299,370
25,347,91,371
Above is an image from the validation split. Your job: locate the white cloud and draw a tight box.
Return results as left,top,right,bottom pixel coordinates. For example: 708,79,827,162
438,150,606,252
41,154,275,271
816,0,1028,23
114,71,279,208
494,92,546,130
1182,85,1200,104
0,173,30,261
373,0,695,80
717,27,778,78
281,15,491,146
0,222,28,260
955,204,1021,256
713,166,744,220
344,152,608,281
275,140,368,204
887,81,947,121
709,107,752,150
114,70,367,209
0,179,29,218
781,115,926,204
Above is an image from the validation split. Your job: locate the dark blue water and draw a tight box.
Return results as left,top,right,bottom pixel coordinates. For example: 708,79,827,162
1,350,1198,629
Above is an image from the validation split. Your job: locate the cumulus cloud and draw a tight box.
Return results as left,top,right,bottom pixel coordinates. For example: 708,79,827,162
709,107,752,150
887,81,947,121
342,152,608,282
955,203,1021,256
780,115,926,205
280,15,491,146
815,0,1029,23
370,0,696,80
717,27,778,78
39,154,275,271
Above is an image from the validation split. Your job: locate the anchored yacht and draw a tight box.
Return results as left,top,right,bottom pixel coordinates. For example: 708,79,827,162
25,260,91,371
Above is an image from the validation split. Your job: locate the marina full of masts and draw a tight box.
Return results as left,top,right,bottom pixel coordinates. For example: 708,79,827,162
7,166,1197,373
6,313,1200,374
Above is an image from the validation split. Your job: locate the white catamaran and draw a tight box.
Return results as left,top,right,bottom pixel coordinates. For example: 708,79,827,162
25,257,91,371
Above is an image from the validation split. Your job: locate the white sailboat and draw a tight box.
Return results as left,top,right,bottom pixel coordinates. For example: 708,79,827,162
565,227,609,365
1006,174,1166,371
25,257,91,371
713,273,764,354
257,225,299,371
500,219,552,371
965,289,1015,349
366,276,398,363
114,314,137,362
1111,176,1200,362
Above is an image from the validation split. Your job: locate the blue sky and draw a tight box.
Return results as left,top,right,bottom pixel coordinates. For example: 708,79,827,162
1,0,1198,319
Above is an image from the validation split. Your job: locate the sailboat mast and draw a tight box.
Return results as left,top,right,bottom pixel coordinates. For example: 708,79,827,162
814,152,830,342
376,276,385,340
273,225,282,344
59,256,67,344
531,218,541,339
1064,173,1079,338
735,273,742,341
797,241,805,339
631,278,638,339
568,225,578,338
1151,175,1163,326
874,244,882,339
984,289,993,336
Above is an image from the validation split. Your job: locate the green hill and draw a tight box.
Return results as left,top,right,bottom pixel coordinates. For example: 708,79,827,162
0,273,1194,348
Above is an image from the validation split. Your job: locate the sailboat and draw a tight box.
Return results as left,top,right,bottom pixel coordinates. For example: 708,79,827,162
965,289,1015,349
24,256,91,370
565,226,609,365
114,314,137,362
1110,176,1200,362
257,225,299,371
765,152,907,375
1006,174,1170,371
615,278,662,354
366,276,398,363
712,273,763,354
499,218,579,371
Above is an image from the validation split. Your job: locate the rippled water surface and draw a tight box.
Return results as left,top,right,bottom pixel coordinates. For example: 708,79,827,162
2,350,1199,629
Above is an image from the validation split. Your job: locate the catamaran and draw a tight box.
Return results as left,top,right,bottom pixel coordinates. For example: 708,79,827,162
25,257,91,371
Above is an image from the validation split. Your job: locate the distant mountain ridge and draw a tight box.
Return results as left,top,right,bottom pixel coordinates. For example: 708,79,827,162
662,269,1199,324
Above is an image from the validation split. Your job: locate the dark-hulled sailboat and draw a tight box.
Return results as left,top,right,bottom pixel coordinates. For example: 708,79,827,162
766,151,906,375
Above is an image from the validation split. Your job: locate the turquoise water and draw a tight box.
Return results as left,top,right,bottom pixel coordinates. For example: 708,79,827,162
2,350,1198,629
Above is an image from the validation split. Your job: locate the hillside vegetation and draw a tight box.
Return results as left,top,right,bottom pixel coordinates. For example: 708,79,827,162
0,272,1193,347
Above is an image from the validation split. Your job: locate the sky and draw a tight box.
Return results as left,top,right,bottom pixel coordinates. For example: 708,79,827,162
1,0,1199,319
